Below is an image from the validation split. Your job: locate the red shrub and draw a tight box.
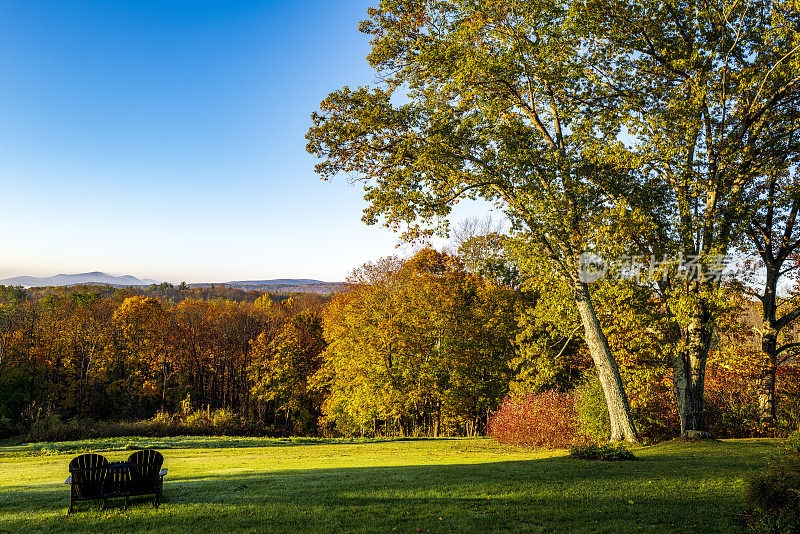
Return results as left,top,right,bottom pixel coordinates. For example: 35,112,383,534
705,363,800,438
704,364,761,438
777,364,800,432
487,391,590,448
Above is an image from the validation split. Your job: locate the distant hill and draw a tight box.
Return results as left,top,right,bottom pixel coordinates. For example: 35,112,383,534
192,279,346,295
0,272,159,288
227,279,327,286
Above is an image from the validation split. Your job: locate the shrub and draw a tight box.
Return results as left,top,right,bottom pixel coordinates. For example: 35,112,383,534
487,391,590,448
574,372,678,444
27,413,75,442
574,375,611,443
624,375,679,443
569,443,636,461
745,431,800,533
210,409,240,435
786,430,800,454
777,367,800,436
705,365,762,438
183,409,212,433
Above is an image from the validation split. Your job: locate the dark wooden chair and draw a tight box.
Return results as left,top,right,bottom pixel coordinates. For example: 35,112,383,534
65,450,167,514
67,453,109,515
126,449,167,508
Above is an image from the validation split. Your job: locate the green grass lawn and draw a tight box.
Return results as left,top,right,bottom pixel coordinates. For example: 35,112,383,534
0,436,778,533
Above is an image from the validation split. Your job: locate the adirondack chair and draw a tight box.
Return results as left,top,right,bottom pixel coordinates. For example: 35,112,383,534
67,453,109,515
126,449,167,507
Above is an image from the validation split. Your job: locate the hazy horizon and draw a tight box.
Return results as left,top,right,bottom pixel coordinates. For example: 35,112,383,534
0,270,338,285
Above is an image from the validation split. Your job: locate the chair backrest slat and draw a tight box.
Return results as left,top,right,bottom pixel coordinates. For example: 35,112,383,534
127,449,164,490
68,454,109,498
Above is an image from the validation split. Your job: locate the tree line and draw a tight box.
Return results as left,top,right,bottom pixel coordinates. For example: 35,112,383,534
0,283,324,430
2,242,798,441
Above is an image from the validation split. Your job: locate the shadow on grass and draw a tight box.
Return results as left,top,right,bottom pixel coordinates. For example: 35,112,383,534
0,441,777,533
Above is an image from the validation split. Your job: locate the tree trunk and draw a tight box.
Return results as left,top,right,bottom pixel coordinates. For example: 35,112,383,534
758,328,778,426
758,266,780,427
757,366,777,425
573,281,640,442
77,364,86,419
672,299,712,435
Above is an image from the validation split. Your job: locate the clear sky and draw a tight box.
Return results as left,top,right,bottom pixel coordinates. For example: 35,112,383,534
0,0,493,283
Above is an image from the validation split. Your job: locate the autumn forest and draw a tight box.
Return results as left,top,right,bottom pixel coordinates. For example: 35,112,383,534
2,242,798,444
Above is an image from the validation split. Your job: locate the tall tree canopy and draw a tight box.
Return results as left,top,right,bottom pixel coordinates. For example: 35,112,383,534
580,0,800,434
307,0,645,441
307,0,800,438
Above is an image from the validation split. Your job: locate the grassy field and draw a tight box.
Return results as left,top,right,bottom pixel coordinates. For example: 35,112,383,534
0,436,778,533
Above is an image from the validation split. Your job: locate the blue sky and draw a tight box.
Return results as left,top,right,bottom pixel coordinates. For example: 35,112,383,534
0,0,493,283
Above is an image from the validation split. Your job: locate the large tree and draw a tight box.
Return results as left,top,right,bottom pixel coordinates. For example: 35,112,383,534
307,0,643,441
249,309,326,432
582,0,800,434
744,165,800,425
314,249,517,437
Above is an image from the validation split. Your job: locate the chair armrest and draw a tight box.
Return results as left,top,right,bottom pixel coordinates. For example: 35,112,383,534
65,475,72,485
159,468,167,477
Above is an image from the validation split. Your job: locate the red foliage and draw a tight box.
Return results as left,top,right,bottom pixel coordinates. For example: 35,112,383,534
487,391,590,448
704,363,800,438
777,364,800,430
704,364,761,438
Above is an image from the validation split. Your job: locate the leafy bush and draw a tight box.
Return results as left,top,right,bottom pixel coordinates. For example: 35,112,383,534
184,407,241,435
746,431,800,533
786,430,800,454
574,372,677,444
27,413,71,442
487,391,590,448
705,365,763,438
569,443,636,461
777,367,800,436
624,375,679,443
574,375,611,443
211,409,240,434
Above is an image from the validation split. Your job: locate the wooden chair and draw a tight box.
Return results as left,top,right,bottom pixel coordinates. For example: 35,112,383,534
67,453,109,515
126,449,167,508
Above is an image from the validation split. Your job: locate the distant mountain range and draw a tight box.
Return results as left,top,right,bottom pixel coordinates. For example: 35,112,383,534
0,273,345,294
0,272,159,288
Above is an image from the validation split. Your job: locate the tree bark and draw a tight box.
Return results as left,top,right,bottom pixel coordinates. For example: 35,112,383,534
161,350,167,413
672,297,712,435
573,281,640,443
758,327,778,425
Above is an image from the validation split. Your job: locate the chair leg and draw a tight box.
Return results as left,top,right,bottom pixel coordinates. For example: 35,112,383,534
124,497,129,511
